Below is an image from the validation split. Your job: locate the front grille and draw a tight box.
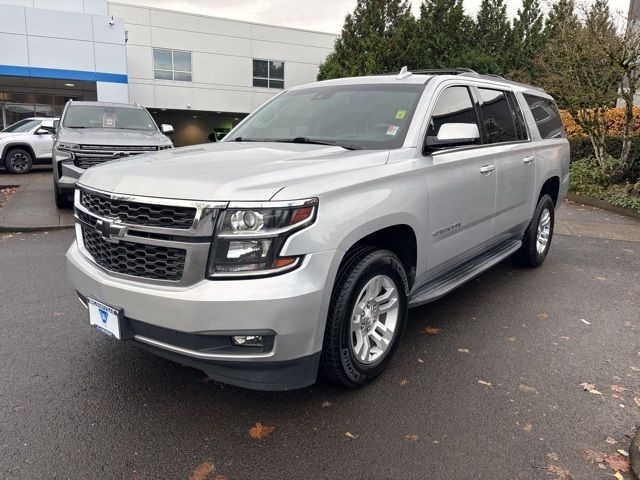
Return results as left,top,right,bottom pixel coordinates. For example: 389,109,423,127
73,145,158,169
81,226,186,281
80,191,196,229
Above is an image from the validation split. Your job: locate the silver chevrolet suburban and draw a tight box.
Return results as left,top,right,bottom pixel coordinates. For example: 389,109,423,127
66,68,569,391
53,101,174,208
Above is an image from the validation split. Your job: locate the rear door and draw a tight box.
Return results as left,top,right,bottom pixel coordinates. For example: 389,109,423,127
423,85,498,273
475,87,535,237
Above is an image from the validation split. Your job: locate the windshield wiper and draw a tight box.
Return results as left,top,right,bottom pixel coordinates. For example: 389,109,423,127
277,137,362,150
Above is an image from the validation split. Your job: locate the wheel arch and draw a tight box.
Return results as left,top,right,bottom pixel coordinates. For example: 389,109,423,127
538,175,560,207
2,142,36,162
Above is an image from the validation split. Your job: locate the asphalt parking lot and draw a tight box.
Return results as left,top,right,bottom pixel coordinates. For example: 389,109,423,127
1,218,639,479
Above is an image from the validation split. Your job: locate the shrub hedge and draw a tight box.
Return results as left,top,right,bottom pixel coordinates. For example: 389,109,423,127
568,137,640,182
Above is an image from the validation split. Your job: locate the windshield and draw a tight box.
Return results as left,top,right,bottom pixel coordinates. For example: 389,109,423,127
227,83,425,150
2,119,40,133
63,105,158,131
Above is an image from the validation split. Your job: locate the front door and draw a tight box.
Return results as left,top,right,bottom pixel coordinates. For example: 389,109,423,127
423,85,497,274
33,124,55,159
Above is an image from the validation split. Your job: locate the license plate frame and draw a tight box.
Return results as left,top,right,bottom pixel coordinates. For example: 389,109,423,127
87,297,122,339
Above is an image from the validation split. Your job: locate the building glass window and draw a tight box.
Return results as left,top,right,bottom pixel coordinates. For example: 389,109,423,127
154,49,192,82
253,59,284,89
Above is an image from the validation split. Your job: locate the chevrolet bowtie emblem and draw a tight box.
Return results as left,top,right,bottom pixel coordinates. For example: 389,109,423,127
95,219,126,243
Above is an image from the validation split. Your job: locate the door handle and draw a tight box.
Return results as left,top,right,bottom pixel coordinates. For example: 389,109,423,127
479,164,495,175
523,156,535,164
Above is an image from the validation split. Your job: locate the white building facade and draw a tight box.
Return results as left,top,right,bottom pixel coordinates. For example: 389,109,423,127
0,0,336,145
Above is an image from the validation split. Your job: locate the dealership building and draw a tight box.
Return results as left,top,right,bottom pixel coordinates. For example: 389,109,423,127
0,0,336,145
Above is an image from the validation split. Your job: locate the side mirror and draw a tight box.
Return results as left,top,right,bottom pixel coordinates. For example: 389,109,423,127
161,124,174,135
426,123,480,150
35,128,51,135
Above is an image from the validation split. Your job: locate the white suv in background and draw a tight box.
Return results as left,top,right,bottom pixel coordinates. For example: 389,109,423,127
0,117,58,174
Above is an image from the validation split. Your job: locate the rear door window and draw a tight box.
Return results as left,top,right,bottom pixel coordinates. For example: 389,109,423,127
523,94,566,139
477,88,518,144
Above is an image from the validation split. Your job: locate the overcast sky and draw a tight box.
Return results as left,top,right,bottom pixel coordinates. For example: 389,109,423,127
121,0,632,33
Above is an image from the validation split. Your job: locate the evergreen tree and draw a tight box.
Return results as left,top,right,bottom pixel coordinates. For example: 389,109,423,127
317,0,415,80
544,0,579,39
510,0,545,81
473,0,512,74
412,0,474,70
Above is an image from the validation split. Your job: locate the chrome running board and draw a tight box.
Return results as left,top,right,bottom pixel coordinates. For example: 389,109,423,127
408,240,522,308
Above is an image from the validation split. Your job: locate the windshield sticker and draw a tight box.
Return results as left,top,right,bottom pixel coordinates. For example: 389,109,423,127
395,109,407,120
102,114,116,128
386,125,400,136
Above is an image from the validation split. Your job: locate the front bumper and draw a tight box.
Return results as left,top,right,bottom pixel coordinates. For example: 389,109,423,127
67,242,340,390
55,160,84,193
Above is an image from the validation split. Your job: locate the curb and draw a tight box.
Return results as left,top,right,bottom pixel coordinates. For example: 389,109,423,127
566,193,640,220
631,426,640,480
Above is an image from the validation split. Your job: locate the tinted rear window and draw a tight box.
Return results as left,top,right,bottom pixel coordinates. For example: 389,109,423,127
523,94,566,139
478,88,518,144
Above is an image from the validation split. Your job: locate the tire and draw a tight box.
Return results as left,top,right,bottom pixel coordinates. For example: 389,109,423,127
4,148,33,174
53,179,73,209
513,194,555,267
321,247,409,388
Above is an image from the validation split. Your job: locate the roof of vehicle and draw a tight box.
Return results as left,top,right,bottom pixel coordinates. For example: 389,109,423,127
291,67,550,98
66,101,146,109
20,117,59,121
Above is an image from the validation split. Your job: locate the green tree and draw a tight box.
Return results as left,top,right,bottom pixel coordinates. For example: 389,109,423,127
317,0,415,80
535,1,620,167
473,0,511,74
544,0,578,39
509,0,545,81
412,0,474,69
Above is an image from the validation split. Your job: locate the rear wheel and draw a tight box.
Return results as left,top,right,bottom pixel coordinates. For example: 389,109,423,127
513,194,555,267
4,148,33,174
321,248,408,388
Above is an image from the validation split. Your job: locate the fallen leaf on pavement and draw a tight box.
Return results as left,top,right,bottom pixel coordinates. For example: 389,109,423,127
580,318,591,325
547,453,559,461
606,436,617,444
400,379,409,385
612,393,622,400
536,312,549,320
583,450,630,473
630,366,640,372
617,449,629,457
478,380,492,387
614,472,623,480
579,383,602,395
634,396,640,407
344,432,357,439
518,384,538,394
405,434,419,441
417,358,424,363
457,348,469,353
248,422,275,440
420,327,441,334
53,312,65,317
321,401,332,408
546,464,570,479
559,336,571,340
594,276,607,281
523,421,533,432
189,461,215,480
506,336,516,342
610,385,627,393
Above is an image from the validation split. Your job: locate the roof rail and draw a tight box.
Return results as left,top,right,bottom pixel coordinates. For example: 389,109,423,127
410,68,478,75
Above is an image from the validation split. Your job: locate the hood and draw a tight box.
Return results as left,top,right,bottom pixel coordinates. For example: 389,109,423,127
0,132,21,141
78,142,390,201
58,127,168,146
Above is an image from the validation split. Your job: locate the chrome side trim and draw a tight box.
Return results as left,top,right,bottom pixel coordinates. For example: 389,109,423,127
134,335,275,360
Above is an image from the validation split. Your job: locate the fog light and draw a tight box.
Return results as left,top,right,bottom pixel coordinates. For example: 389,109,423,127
232,335,264,347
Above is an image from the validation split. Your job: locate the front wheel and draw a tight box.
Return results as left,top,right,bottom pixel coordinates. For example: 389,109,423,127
4,148,33,174
321,248,408,388
513,194,555,267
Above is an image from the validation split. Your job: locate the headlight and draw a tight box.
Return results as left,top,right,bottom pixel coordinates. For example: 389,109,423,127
56,142,79,152
206,199,318,278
